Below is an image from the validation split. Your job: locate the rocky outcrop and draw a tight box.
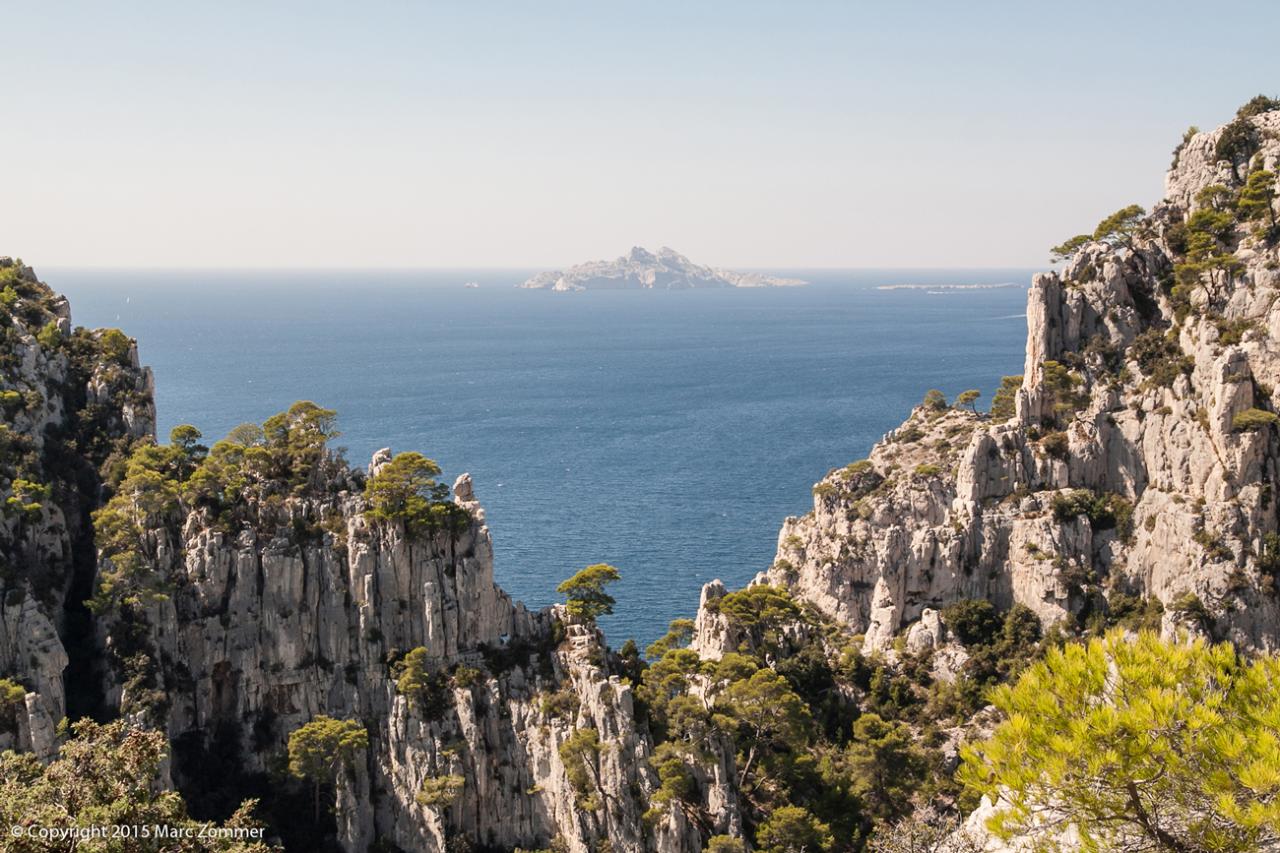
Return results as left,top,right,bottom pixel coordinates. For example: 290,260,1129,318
0,258,153,757
95,449,687,852
520,246,807,291
717,109,1280,658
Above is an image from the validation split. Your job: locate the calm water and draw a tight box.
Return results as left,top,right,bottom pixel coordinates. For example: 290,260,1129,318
48,268,1032,647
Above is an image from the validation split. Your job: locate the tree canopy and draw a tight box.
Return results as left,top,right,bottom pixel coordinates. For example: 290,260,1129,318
960,630,1280,853
556,563,622,622
1051,204,1147,262
287,716,368,823
364,451,468,534
0,719,274,852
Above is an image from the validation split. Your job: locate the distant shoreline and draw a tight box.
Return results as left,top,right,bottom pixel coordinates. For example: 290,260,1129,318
876,282,1023,291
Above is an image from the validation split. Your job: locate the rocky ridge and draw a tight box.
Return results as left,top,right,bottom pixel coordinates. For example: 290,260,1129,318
702,108,1280,661
520,247,807,291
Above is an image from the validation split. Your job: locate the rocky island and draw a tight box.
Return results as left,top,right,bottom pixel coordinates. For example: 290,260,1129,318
519,247,807,291
2,97,1280,852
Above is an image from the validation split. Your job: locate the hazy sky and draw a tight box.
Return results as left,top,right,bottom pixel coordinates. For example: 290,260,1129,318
4,1,1279,269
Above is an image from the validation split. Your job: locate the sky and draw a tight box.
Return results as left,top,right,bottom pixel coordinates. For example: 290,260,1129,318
3,1,1279,269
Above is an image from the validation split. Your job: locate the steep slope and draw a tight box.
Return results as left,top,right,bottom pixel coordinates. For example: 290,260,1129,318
83,420,688,851
716,106,1280,658
0,258,153,757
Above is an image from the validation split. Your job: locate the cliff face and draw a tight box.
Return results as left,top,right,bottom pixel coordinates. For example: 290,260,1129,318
720,110,1280,659
96,451,676,852
0,258,153,757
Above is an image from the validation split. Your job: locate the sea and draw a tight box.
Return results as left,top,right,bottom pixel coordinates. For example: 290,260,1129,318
47,268,1034,647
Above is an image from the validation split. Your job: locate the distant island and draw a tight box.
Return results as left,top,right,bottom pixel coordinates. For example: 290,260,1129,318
519,246,808,291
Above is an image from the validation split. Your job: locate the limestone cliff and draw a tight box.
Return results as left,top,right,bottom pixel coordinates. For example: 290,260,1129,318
711,108,1280,663
104,454,674,853
0,257,153,758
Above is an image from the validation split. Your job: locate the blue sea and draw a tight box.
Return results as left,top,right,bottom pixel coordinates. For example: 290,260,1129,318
48,268,1033,647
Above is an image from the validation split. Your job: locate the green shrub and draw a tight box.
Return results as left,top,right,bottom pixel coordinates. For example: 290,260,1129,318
392,647,448,717
1051,490,1134,540
1232,408,1279,432
922,389,948,411
539,689,580,720
97,328,132,365
990,375,1022,421
1130,329,1192,387
0,678,25,733
416,774,465,808
1168,592,1209,623
1042,361,1087,423
36,322,62,349
364,451,469,535
1106,591,1164,632
1040,431,1069,460
452,665,483,689
1235,94,1280,119
942,599,1001,647
1215,117,1258,165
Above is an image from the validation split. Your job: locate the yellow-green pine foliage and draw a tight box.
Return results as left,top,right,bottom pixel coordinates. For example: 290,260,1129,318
960,630,1280,852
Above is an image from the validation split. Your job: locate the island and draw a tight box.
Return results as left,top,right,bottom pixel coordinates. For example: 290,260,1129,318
519,246,808,291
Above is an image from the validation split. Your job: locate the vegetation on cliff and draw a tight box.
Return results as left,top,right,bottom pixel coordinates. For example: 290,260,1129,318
0,720,276,851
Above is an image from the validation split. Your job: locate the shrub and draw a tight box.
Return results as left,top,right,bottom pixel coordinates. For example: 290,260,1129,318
97,328,133,365
1215,117,1258,166
755,805,834,853
1236,94,1280,119
36,322,62,349
922,389,948,411
1052,490,1132,540
0,678,25,732
558,727,602,811
990,375,1022,421
392,647,447,716
913,463,941,478
416,774,465,808
1169,592,1209,622
942,599,1001,647
1232,408,1279,432
539,689,580,720
1130,329,1192,387
452,665,483,689
1106,591,1164,632
1041,361,1087,423
1039,431,1069,460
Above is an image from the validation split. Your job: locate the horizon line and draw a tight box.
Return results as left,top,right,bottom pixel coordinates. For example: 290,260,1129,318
34,263,1050,273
